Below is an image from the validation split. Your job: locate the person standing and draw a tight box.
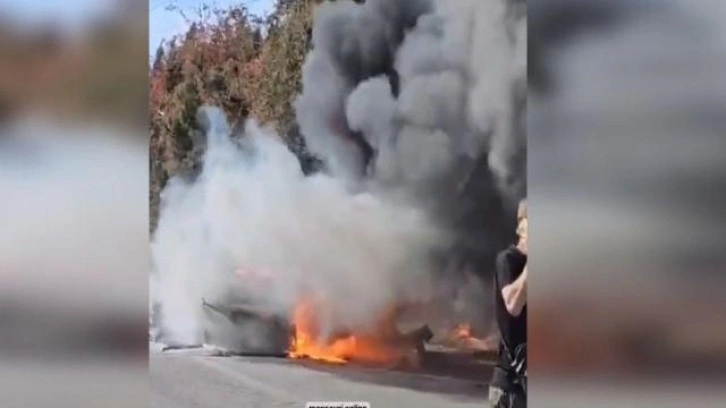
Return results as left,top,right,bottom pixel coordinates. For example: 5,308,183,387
489,200,528,407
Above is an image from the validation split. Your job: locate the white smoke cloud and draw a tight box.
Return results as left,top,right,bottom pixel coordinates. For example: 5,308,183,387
152,109,446,347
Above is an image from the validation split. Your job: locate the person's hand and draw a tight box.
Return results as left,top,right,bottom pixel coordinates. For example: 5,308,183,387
503,265,527,316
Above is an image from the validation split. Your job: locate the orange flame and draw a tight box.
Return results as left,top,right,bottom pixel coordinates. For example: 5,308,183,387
288,298,402,365
448,322,498,351
453,323,473,340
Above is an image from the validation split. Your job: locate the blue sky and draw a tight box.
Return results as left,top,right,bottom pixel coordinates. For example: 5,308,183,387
150,0,276,52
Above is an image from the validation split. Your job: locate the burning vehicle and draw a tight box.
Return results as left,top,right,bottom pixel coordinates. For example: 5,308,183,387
198,268,293,356
151,0,525,376
153,259,495,370
196,290,495,370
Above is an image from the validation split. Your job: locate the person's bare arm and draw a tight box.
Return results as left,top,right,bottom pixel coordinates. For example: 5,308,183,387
501,266,527,317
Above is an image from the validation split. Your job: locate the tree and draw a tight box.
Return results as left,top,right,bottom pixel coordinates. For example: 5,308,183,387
149,1,326,230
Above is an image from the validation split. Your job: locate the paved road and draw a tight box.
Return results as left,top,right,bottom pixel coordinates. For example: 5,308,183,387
151,351,490,408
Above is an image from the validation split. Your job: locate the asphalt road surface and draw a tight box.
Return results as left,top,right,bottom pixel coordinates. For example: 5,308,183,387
151,350,491,408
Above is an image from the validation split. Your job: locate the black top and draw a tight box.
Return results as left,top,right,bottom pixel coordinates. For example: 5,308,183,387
491,245,527,388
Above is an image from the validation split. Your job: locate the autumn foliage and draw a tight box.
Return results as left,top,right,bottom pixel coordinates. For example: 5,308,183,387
149,0,324,231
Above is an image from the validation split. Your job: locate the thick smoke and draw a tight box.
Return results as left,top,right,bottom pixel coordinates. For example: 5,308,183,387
296,0,526,321
152,107,446,346
153,0,526,347
296,0,526,197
